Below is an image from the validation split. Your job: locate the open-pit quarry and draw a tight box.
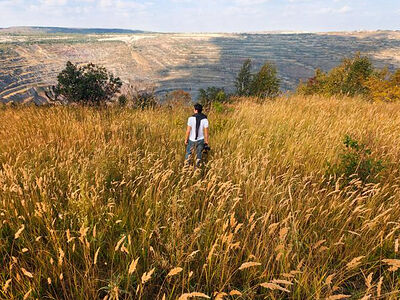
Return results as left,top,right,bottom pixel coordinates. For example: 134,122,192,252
1,30,400,104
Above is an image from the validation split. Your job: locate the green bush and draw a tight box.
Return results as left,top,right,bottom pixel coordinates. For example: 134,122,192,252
298,53,374,97
212,101,225,113
120,85,159,110
250,62,281,99
118,95,128,107
131,90,158,110
364,69,400,102
55,61,122,106
297,68,327,96
328,135,385,185
234,59,281,99
197,87,228,107
235,59,253,96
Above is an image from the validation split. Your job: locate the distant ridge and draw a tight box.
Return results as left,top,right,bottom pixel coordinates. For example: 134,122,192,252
0,26,147,34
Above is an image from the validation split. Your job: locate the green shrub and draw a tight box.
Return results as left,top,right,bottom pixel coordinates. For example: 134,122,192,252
118,95,128,107
298,53,374,97
197,87,228,107
235,59,253,96
364,69,400,102
55,61,122,106
297,69,327,96
234,60,281,99
328,135,385,185
212,101,225,113
250,62,281,99
121,85,158,110
131,90,158,110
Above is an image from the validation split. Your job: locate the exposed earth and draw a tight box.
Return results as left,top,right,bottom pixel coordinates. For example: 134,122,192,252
1,28,400,104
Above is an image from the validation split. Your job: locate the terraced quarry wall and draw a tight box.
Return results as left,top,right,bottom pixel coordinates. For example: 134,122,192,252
1,32,400,104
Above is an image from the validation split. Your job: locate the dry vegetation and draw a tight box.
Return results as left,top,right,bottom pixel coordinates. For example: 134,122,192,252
1,96,400,299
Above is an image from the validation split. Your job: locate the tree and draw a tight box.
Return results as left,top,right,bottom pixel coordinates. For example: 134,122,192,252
297,53,374,97
364,69,400,102
55,61,122,105
235,59,253,96
197,87,227,107
250,62,280,99
164,90,192,107
327,53,373,96
131,90,158,110
297,68,327,96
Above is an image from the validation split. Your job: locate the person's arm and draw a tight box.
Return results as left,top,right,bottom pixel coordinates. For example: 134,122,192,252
204,127,209,145
185,126,191,145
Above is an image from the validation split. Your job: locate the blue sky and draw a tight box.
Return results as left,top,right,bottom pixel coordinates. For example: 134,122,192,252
0,0,399,32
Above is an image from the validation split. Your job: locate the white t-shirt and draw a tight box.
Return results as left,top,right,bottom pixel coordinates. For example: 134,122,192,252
188,116,209,142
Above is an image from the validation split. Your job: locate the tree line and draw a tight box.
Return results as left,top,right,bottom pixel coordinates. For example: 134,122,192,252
47,53,400,107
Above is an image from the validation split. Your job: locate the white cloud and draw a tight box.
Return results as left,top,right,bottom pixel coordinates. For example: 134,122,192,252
39,0,68,6
0,0,399,32
337,5,351,13
315,5,352,14
98,0,149,11
233,0,269,5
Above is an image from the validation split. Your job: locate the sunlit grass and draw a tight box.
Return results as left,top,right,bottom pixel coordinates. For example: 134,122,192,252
1,96,400,299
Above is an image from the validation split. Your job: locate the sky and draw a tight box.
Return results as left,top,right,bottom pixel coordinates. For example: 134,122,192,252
0,0,399,33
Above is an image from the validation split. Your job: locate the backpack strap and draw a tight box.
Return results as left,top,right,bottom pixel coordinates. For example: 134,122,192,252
193,113,207,140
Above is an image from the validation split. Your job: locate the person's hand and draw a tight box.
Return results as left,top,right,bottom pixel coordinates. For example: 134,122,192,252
185,140,188,145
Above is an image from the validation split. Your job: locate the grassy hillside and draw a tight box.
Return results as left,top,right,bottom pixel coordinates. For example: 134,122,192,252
1,96,400,299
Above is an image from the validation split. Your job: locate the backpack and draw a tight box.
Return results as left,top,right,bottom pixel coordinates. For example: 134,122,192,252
192,113,207,140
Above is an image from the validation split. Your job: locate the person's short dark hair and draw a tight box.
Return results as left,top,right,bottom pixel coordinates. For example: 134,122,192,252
194,103,203,113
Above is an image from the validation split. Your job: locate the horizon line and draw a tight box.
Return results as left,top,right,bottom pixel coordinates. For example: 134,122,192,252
1,25,399,35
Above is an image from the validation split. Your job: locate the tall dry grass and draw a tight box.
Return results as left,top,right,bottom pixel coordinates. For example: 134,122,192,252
1,96,400,299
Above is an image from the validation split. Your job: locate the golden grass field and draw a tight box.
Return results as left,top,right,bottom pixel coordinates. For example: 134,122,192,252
1,96,400,299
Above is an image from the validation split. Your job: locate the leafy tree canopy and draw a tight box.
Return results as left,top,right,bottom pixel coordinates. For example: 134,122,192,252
234,59,281,99
55,61,122,105
235,59,253,97
297,53,374,97
250,62,281,99
197,87,228,107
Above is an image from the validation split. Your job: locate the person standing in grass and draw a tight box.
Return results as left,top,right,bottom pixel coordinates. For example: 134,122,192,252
185,103,210,166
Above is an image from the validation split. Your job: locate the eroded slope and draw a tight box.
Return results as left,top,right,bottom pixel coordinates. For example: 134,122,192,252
1,32,400,104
